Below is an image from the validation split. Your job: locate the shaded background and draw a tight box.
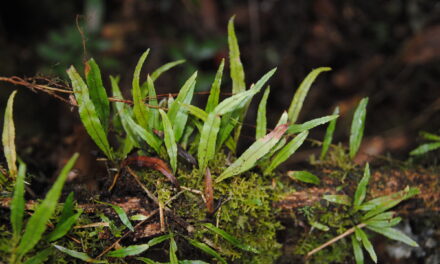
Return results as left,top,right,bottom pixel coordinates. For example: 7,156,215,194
0,0,440,164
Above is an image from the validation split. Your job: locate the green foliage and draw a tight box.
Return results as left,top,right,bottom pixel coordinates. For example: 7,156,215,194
256,87,270,140
349,98,368,159
320,106,339,159
2,90,18,178
287,67,331,124
410,131,440,156
7,154,79,263
287,170,320,185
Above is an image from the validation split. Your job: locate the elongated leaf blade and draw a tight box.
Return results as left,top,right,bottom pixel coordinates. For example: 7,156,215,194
3,90,17,177
167,72,197,141
169,236,178,264
58,192,75,224
256,87,270,140
106,244,150,257
216,124,288,182
420,131,440,141
228,16,245,94
205,59,225,113
22,247,52,264
353,163,370,212
410,142,440,156
151,59,186,82
47,211,82,242
133,50,151,129
97,201,134,231
323,194,352,206
182,103,208,122
11,162,26,242
146,76,160,130
187,238,227,264
357,228,377,263
159,109,178,173
54,245,105,263
366,226,419,247
349,97,368,159
320,106,339,159
198,113,221,173
360,187,419,220
351,235,364,264
264,130,308,174
17,154,79,257
366,217,401,228
111,76,162,153
287,67,331,123
86,58,110,132
68,66,113,160
148,234,171,247
202,223,258,253
287,115,338,134
287,170,320,185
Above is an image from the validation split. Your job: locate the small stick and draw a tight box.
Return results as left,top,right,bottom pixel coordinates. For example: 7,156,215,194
306,223,367,258
126,166,160,205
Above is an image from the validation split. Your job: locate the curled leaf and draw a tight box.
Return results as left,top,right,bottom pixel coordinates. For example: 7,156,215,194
123,156,179,188
204,168,214,214
3,90,18,177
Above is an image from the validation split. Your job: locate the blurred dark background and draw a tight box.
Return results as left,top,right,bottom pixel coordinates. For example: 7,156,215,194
1,0,440,163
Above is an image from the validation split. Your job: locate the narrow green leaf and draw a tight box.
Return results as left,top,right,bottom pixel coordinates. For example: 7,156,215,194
205,59,225,113
151,59,186,82
420,131,440,141
410,142,440,156
182,104,208,122
47,211,81,242
349,97,369,159
46,211,82,242
3,90,17,177
351,235,364,264
216,124,288,183
353,163,370,212
256,87,270,140
146,76,160,130
323,194,352,206
106,244,150,257
357,228,377,263
186,238,227,264
287,170,320,185
216,115,239,152
133,50,151,129
86,58,110,132
287,115,338,134
228,16,245,94
68,66,113,160
214,68,276,116
136,257,159,264
320,106,339,159
111,76,162,153
364,212,395,222
361,187,419,220
202,223,259,253
366,226,419,247
159,109,178,173
264,130,308,174
54,245,106,263
148,234,171,247
287,67,331,123
366,217,402,228
198,113,221,173
17,154,79,258
22,247,52,264
97,201,134,232
11,162,26,242
169,236,179,264
167,72,197,141
58,192,75,224
309,221,329,231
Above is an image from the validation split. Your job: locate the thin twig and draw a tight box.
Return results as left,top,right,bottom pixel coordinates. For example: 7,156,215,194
126,166,160,205
306,222,367,258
